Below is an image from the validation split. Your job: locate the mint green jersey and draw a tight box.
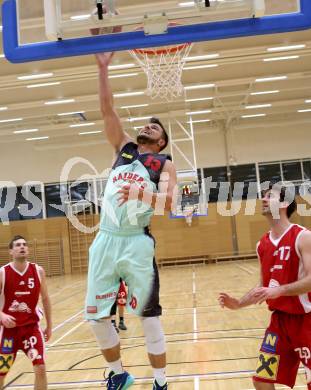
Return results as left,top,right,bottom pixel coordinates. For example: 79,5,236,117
99,142,169,233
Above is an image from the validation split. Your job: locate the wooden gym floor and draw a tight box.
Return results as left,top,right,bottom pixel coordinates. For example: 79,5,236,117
3,261,308,389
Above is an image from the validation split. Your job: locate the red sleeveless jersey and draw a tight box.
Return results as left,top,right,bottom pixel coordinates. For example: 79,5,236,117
0,262,43,327
257,224,311,314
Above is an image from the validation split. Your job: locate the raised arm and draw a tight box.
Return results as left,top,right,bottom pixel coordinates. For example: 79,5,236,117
39,267,52,341
95,52,132,152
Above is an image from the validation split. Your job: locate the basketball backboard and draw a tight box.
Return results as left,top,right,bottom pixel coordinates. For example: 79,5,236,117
2,0,310,63
170,177,208,226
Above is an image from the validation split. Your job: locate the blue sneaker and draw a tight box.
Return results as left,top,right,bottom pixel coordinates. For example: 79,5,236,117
106,371,134,389
153,380,168,389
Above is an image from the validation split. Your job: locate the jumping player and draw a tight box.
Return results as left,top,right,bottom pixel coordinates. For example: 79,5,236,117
85,49,177,389
219,183,311,389
0,235,52,390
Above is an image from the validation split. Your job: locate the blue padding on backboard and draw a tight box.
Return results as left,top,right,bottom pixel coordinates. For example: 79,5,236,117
2,0,311,63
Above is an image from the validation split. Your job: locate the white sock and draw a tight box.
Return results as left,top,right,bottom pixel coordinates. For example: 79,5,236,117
154,367,166,386
109,359,123,375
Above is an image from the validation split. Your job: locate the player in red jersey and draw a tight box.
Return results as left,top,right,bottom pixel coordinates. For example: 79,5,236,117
0,236,52,390
111,280,128,332
219,183,311,389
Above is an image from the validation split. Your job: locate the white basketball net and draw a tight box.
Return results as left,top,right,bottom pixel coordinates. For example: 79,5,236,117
129,43,192,101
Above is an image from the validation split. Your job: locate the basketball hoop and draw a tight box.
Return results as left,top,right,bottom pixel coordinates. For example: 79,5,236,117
129,26,192,101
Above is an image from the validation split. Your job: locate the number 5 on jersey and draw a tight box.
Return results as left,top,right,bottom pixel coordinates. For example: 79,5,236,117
28,278,34,288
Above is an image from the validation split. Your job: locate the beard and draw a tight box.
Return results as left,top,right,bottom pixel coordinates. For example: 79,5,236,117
136,134,158,146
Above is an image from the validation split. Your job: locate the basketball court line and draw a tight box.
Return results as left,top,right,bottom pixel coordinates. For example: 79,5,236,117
52,291,85,307
6,379,308,389
192,268,198,343
160,291,198,298
3,370,255,389
2,370,258,389
47,355,259,371
44,334,263,354
243,386,306,390
46,324,266,345
13,310,86,360
48,321,85,349
52,325,265,341
7,367,308,389
236,264,254,275
15,356,309,379
172,337,261,346
51,309,84,332
162,303,261,313
49,281,84,299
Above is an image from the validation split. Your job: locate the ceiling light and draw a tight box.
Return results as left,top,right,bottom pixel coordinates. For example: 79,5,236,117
79,131,102,135
185,97,213,102
0,54,5,58
250,90,279,96
18,72,54,81
184,64,219,70
57,111,85,116
69,122,95,128
71,14,91,20
241,114,266,118
255,76,287,82
27,82,61,88
305,100,311,103
109,73,138,79
14,129,39,134
186,110,212,115
45,99,75,105
186,54,219,61
298,109,311,113
267,44,306,52
245,104,272,109
0,118,23,123
178,1,195,6
0,106,8,111
127,116,151,122
121,104,149,109
184,83,215,90
179,0,219,6
263,56,299,62
114,91,144,98
26,136,49,141
187,119,211,123
109,63,136,70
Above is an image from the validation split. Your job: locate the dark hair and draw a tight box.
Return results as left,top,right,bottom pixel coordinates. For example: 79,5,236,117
9,235,26,249
150,117,169,151
262,182,297,218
